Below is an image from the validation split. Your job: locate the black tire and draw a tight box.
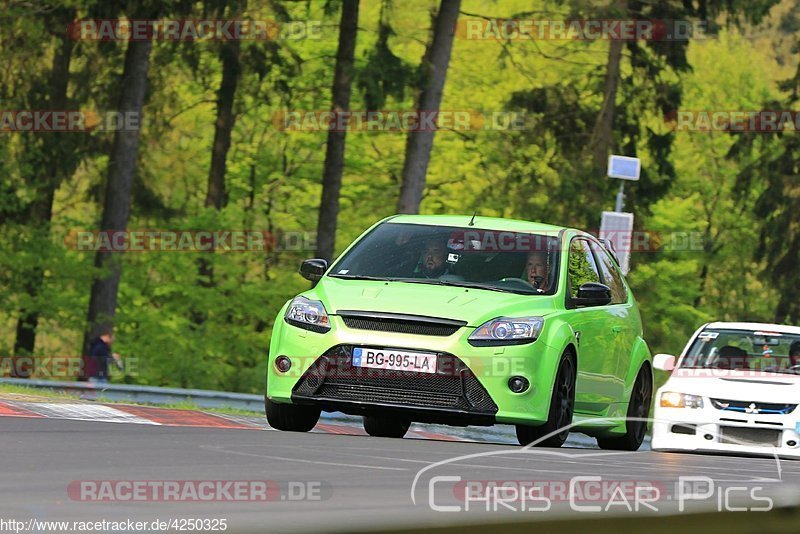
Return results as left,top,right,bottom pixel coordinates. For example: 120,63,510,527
265,397,320,432
516,351,576,447
363,415,410,438
597,364,653,451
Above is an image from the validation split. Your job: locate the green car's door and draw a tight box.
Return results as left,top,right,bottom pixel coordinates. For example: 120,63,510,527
590,241,635,403
566,238,619,414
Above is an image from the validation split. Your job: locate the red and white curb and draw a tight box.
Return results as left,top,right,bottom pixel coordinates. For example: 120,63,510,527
0,400,468,441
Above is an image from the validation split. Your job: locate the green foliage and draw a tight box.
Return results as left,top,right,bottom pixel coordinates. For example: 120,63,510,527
356,0,413,110
0,0,797,391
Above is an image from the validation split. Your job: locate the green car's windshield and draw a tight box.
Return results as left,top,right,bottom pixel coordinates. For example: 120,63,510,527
329,223,560,295
681,328,800,375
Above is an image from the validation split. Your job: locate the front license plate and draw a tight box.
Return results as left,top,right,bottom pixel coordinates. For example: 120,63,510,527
352,347,437,374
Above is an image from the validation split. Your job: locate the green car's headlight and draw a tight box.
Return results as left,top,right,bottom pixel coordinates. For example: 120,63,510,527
469,317,544,346
285,296,331,333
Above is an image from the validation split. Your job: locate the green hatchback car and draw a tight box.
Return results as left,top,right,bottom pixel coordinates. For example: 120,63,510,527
266,215,653,449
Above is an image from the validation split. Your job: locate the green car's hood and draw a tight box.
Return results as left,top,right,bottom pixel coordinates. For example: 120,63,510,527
307,277,559,327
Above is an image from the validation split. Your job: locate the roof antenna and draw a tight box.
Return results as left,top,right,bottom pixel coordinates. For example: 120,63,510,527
468,210,477,226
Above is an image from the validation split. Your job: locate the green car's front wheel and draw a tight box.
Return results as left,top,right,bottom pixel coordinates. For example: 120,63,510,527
265,398,320,432
363,415,410,438
516,351,576,447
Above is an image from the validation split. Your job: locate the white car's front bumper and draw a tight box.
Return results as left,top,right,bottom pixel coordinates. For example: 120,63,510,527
652,403,800,459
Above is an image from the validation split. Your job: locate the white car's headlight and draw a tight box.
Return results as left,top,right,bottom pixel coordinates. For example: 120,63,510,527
660,391,704,409
469,317,544,346
285,297,331,333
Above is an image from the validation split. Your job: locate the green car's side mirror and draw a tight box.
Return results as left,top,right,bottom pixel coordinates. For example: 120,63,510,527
299,258,328,282
573,282,612,307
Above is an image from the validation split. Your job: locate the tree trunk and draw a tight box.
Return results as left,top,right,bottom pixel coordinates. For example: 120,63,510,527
396,0,460,215
772,234,800,324
589,37,624,172
82,39,152,354
315,0,360,262
694,263,708,308
12,11,74,367
195,37,242,297
205,39,241,210
588,0,627,173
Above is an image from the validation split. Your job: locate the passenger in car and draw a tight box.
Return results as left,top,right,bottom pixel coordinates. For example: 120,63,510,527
383,230,420,277
789,341,800,369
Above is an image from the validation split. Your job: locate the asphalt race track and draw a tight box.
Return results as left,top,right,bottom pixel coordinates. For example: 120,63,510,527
2,412,800,533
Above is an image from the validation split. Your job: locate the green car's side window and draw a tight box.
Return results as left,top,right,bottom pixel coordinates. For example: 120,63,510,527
567,239,601,299
590,242,628,304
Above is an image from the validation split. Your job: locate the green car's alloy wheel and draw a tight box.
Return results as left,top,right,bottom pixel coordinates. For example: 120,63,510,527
597,365,653,451
265,397,321,432
516,352,576,447
363,416,410,438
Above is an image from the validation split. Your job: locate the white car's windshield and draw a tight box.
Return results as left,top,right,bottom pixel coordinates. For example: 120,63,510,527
329,223,560,295
681,328,800,375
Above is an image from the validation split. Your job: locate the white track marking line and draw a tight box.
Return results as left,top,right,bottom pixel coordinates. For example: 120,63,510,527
19,403,160,425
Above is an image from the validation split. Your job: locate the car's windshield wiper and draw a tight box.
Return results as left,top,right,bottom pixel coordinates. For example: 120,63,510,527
327,274,394,281
329,275,536,294
395,278,533,294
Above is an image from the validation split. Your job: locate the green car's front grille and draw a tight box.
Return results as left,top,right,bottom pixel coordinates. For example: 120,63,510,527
291,345,498,417
316,384,462,409
338,311,466,337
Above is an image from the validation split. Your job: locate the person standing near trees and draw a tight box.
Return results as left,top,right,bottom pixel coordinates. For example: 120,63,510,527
84,329,123,384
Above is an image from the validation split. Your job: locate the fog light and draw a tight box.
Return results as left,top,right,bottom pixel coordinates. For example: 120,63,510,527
508,376,530,393
670,424,696,435
275,356,292,373
704,434,714,441
788,440,797,447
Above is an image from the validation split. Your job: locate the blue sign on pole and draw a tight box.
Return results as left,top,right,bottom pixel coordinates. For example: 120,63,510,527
608,155,641,181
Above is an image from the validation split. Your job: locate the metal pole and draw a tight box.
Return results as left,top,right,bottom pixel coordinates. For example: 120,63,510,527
615,181,625,212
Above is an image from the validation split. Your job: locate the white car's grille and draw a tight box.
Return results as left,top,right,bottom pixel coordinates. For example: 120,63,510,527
710,398,796,415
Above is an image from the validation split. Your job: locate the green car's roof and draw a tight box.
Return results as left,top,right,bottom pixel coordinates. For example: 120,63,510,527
386,214,570,234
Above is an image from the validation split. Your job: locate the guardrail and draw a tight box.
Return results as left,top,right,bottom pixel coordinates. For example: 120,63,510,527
0,377,644,448
0,377,264,412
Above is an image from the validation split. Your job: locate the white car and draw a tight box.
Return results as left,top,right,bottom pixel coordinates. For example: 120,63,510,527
652,322,800,459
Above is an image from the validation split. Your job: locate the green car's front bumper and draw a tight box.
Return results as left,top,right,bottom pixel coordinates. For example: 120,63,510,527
266,306,563,427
